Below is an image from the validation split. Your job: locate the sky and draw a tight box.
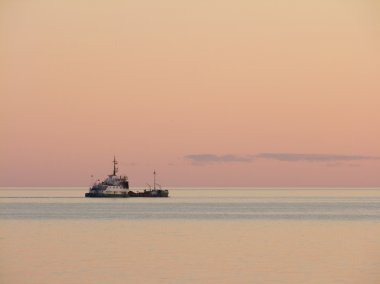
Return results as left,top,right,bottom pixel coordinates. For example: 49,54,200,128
1,0,379,187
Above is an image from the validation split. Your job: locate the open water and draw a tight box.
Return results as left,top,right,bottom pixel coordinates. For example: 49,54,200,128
1,187,380,283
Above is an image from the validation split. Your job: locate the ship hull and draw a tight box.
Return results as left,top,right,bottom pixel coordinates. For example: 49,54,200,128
85,190,169,198
85,192,129,198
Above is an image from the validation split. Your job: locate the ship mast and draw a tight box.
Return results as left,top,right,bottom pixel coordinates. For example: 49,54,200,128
153,170,156,190
113,156,118,176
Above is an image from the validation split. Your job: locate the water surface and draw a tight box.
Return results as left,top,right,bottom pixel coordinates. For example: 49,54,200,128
1,187,380,284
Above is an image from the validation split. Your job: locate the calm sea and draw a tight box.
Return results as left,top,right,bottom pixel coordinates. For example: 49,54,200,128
1,187,380,284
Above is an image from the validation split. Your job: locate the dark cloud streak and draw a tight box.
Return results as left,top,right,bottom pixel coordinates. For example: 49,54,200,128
184,154,254,163
256,153,380,162
185,153,380,164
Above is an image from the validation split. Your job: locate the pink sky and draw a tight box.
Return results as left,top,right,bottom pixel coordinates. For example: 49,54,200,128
1,0,379,186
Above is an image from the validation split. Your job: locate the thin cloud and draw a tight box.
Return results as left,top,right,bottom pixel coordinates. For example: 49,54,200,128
256,153,380,162
185,154,254,163
185,153,380,164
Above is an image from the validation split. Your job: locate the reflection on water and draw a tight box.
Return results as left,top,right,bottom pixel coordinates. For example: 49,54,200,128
1,188,380,284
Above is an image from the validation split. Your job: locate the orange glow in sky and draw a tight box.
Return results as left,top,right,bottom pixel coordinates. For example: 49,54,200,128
1,0,379,186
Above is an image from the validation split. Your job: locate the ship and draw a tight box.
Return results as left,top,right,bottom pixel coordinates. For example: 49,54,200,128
85,157,169,198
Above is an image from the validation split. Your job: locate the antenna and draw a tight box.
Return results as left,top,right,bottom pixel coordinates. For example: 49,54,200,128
153,170,156,190
113,156,118,176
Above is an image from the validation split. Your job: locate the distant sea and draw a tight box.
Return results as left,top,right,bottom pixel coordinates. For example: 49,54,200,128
1,187,380,284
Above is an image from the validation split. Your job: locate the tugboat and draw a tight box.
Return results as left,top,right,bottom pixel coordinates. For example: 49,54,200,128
85,157,169,198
